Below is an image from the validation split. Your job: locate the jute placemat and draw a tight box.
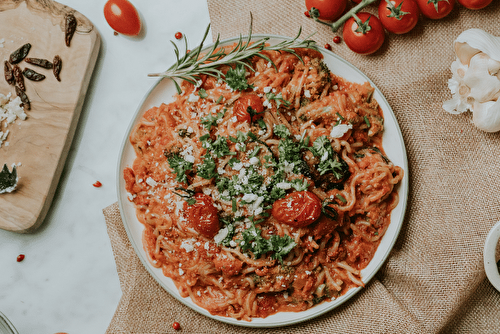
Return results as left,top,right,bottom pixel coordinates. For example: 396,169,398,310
103,1,500,332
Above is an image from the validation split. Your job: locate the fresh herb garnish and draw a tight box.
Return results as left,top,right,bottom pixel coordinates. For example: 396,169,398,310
173,187,196,205
166,152,193,183
0,164,18,194
197,153,217,179
273,124,291,138
239,221,296,264
148,21,318,94
200,109,226,130
226,63,253,91
364,115,371,127
198,88,208,99
310,136,345,178
336,194,347,203
257,118,267,130
266,92,291,109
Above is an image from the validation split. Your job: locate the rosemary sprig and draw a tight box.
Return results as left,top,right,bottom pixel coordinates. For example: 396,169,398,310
148,20,318,94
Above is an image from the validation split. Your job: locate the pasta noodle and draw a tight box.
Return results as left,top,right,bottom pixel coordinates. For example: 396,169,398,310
123,46,404,320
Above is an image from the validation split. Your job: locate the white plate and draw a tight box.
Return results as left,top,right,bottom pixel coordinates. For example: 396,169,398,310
117,35,410,327
484,221,500,292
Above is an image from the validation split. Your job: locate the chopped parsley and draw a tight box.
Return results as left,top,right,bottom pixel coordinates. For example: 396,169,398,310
166,152,193,183
218,217,236,246
266,92,291,109
239,221,296,263
225,63,253,91
310,136,345,178
200,109,226,130
197,153,217,179
273,124,291,138
364,115,371,127
198,88,208,99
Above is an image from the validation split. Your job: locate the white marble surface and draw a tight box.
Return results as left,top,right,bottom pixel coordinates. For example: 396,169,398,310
0,1,211,333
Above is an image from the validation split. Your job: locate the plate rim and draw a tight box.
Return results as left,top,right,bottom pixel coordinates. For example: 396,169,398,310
116,33,410,328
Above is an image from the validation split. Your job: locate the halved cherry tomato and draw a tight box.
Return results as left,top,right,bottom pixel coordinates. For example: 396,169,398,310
457,0,493,9
416,0,454,19
104,0,142,36
233,94,264,123
379,0,420,34
184,193,220,238
305,0,348,21
272,191,322,227
343,13,385,55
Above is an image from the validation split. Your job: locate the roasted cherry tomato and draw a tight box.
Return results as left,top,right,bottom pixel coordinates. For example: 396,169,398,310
103,0,142,36
233,94,264,123
416,0,454,19
272,191,322,227
343,13,385,55
378,0,420,34
184,193,220,238
457,0,493,9
305,0,348,21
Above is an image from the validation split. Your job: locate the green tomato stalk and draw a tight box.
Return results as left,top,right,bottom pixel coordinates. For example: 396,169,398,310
309,0,378,32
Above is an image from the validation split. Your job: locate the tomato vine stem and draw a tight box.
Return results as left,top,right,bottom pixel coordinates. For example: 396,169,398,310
330,0,378,32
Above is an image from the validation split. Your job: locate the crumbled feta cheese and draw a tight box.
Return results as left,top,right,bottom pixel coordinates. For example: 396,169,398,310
263,86,272,93
232,162,243,171
184,154,195,163
204,242,210,250
304,89,311,98
242,193,258,202
180,239,195,252
179,268,184,275
214,227,229,244
229,240,238,247
330,123,353,138
305,271,311,275
188,93,200,103
249,157,259,165
0,93,26,148
146,177,157,187
276,182,292,190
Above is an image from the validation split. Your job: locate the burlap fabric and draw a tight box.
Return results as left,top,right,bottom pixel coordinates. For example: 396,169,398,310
103,2,500,333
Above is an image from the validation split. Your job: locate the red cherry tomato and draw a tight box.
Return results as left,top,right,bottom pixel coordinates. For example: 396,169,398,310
416,0,454,19
233,94,265,123
272,191,322,227
457,0,492,9
378,0,420,34
103,0,142,36
175,32,183,40
184,193,220,238
343,13,385,55
172,322,181,330
305,0,348,21
17,254,25,262
333,36,341,44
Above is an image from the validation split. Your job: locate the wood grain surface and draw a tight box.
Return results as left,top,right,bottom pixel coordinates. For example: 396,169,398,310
0,0,100,233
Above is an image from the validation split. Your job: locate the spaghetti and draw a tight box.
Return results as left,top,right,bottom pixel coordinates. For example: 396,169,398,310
124,47,403,320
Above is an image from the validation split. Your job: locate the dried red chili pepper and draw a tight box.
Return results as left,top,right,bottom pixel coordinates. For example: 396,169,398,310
93,181,102,187
24,57,53,69
12,65,25,91
4,61,14,85
9,43,31,64
65,13,77,47
53,55,62,82
15,85,30,111
23,67,46,81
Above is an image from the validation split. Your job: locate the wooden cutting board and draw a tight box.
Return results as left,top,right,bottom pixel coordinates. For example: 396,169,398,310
0,0,100,233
